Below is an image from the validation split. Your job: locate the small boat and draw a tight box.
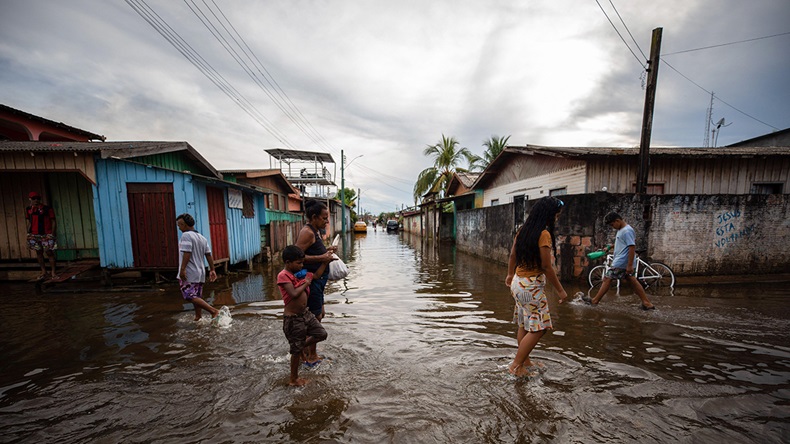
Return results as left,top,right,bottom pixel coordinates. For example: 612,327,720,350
353,221,368,233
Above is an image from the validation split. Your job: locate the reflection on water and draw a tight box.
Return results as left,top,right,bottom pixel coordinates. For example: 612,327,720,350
1,230,789,443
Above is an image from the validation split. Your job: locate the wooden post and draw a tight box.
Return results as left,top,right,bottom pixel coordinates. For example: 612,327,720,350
636,27,663,194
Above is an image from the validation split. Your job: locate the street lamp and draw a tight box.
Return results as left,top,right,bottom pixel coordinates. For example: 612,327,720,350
340,152,363,238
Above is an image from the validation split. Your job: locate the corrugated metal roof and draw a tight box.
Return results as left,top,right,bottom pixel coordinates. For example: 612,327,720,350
265,148,335,163
509,145,790,158
0,140,220,178
0,141,105,152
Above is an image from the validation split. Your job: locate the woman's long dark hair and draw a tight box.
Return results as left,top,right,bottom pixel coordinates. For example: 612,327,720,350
514,196,563,269
305,199,327,221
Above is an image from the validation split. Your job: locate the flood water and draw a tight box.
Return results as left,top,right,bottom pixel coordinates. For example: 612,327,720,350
1,231,789,443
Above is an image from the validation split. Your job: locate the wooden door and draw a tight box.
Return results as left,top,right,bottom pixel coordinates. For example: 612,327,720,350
127,183,178,268
206,186,229,261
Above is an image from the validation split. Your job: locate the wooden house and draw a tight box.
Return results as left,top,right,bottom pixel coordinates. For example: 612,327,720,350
472,145,790,207
220,169,303,256
0,103,105,142
445,172,481,211
0,140,268,279
1,103,105,276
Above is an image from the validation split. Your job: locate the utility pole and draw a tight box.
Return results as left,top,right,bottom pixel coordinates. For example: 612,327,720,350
636,27,662,195
340,149,346,237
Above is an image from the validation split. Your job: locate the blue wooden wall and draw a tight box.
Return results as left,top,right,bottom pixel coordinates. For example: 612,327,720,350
93,159,263,269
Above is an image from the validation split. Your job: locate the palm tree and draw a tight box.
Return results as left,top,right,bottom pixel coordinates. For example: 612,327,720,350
482,135,510,166
413,134,475,202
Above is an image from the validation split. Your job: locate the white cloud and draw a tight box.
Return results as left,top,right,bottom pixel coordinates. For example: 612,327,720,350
1,0,788,213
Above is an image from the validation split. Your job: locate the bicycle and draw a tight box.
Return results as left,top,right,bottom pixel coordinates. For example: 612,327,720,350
587,251,675,289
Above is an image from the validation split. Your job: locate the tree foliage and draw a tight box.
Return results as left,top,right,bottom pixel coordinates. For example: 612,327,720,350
482,135,510,166
413,134,476,202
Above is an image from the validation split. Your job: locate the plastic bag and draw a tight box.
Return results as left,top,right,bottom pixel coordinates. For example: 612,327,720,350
327,253,349,281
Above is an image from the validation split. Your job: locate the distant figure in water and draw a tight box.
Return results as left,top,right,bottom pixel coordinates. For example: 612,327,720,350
176,213,219,321
278,245,328,386
505,196,568,377
25,191,58,280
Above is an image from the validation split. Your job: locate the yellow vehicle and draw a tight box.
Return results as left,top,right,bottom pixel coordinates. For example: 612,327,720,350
353,221,368,233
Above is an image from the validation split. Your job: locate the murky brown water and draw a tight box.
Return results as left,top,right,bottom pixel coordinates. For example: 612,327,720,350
1,230,789,443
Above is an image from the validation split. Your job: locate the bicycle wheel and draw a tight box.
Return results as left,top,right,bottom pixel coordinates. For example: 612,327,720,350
588,265,606,287
641,262,675,288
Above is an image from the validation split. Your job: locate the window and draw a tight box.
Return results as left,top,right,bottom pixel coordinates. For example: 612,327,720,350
751,183,783,194
549,187,567,196
490,199,499,206
264,194,270,209
242,192,254,218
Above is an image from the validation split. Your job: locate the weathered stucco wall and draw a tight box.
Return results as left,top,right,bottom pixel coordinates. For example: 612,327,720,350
454,193,790,279
456,203,515,265
646,194,790,276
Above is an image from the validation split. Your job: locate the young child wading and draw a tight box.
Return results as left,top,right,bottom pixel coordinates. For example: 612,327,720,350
505,197,568,377
278,245,328,387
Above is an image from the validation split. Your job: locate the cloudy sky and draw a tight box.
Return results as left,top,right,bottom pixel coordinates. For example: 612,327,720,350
1,1,788,214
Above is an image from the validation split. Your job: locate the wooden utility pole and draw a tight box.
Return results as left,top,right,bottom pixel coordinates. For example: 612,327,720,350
636,27,662,194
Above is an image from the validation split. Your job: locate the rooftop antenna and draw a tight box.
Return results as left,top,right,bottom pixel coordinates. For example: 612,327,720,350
712,117,732,147
703,91,714,147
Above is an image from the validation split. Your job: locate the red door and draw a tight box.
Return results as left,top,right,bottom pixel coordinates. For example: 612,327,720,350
127,183,178,268
206,187,229,261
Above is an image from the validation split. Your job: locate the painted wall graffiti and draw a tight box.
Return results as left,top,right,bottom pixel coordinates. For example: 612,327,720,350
714,209,756,248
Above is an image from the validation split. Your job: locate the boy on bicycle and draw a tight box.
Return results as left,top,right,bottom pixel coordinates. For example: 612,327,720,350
583,212,655,310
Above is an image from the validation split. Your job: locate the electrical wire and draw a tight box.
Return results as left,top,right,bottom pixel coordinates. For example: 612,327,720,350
185,0,340,157
345,164,412,195
661,59,780,131
593,0,646,69
207,0,339,155
608,0,647,60
125,0,297,148
354,163,415,185
662,31,790,56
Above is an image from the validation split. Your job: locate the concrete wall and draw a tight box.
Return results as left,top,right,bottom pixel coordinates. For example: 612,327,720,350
456,203,516,265
455,192,790,279
402,212,422,233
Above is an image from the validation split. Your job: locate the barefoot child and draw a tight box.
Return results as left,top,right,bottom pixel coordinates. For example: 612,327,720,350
176,213,219,321
505,196,568,377
278,245,328,387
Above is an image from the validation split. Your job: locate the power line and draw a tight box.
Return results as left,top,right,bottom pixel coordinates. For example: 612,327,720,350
661,59,780,131
184,0,340,157
608,0,647,60
125,0,297,148
354,163,414,185
662,31,790,56
593,0,646,69
207,0,340,156
346,164,412,195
